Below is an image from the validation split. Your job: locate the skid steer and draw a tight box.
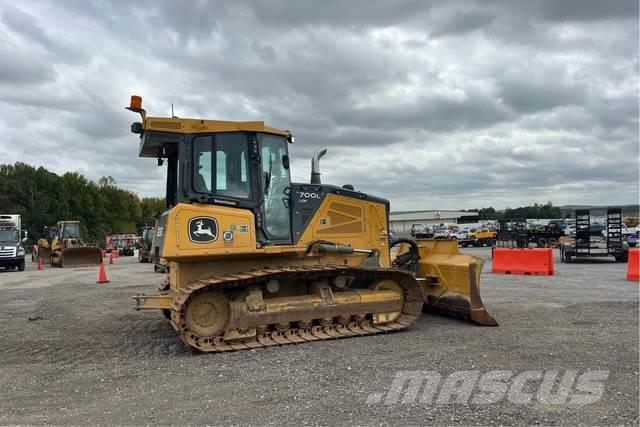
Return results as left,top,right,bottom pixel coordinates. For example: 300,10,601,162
138,226,154,263
47,221,102,268
36,226,56,264
127,95,496,353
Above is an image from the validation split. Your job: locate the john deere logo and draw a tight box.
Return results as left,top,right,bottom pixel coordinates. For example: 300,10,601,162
188,216,218,243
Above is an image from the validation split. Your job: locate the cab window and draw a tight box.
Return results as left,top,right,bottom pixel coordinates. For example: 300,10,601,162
194,134,250,199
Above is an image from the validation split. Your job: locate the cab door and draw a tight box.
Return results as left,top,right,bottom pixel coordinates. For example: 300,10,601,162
260,134,292,244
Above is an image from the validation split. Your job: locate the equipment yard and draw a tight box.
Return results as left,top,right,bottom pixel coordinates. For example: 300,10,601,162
1,249,637,426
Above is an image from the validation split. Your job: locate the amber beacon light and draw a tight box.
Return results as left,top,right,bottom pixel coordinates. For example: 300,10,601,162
126,94,146,122
129,95,142,110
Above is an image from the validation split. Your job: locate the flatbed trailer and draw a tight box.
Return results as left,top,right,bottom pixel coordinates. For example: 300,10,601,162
526,230,565,247
495,219,565,248
412,231,435,239
560,208,628,263
473,237,496,247
458,237,478,247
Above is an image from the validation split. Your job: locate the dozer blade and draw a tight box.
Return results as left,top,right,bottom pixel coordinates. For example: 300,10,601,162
413,239,498,326
60,247,102,268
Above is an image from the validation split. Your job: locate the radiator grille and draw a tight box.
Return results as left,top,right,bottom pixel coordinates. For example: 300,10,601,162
0,246,17,258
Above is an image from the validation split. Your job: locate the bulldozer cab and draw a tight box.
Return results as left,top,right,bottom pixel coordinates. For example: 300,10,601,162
57,221,81,240
130,100,294,245
191,133,292,242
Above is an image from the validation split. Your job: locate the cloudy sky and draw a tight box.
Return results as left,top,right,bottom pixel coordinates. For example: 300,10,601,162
0,0,638,210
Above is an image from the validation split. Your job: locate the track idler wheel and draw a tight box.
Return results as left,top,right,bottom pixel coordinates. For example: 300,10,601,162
184,291,230,337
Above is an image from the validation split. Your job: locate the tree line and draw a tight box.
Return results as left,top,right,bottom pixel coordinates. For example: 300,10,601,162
0,163,164,245
459,202,565,222
461,202,639,222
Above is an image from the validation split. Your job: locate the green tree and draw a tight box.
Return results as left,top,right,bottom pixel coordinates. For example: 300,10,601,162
139,197,165,229
0,163,165,245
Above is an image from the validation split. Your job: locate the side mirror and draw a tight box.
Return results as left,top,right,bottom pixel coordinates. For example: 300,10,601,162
282,155,290,170
22,237,28,243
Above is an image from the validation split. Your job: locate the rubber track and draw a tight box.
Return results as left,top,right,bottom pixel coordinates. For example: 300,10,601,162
170,265,423,352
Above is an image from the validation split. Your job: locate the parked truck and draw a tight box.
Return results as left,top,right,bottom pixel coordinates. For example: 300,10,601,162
0,214,28,271
410,223,436,238
469,227,497,246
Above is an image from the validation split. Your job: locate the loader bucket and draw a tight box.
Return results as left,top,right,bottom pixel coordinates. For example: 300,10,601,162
60,247,102,268
398,239,498,326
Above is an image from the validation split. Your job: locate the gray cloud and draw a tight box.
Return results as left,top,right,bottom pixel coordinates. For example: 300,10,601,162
336,89,513,132
0,47,56,84
497,78,587,114
0,0,637,210
2,6,57,51
537,0,639,22
429,10,495,38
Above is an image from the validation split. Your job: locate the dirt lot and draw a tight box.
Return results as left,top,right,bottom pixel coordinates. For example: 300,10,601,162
0,248,637,425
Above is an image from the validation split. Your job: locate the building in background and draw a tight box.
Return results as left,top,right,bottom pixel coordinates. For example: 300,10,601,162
389,210,478,234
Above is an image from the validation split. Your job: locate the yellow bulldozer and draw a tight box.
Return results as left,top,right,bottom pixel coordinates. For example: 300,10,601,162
127,95,496,353
37,221,102,268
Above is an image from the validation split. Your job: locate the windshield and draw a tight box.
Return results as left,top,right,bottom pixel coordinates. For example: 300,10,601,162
142,228,153,245
0,229,18,242
61,223,81,238
193,133,250,199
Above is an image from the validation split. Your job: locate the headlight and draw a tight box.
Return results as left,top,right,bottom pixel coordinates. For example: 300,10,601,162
17,248,25,256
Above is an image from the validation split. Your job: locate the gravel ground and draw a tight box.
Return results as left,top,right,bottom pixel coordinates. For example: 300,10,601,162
0,248,637,426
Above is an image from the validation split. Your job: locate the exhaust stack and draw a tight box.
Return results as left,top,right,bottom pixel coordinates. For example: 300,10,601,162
310,147,328,184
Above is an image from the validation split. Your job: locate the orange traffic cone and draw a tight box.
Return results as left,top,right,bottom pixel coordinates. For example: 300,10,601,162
627,248,639,281
97,262,109,283
109,252,114,264
37,256,43,271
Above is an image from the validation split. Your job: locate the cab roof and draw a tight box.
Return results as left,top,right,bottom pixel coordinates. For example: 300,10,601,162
127,96,291,158
138,116,291,158
143,116,289,137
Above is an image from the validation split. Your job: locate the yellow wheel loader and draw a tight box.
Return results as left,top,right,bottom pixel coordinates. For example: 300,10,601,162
127,95,496,353
47,221,102,268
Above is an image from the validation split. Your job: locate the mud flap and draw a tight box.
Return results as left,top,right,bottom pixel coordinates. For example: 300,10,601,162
413,239,498,326
60,247,103,268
